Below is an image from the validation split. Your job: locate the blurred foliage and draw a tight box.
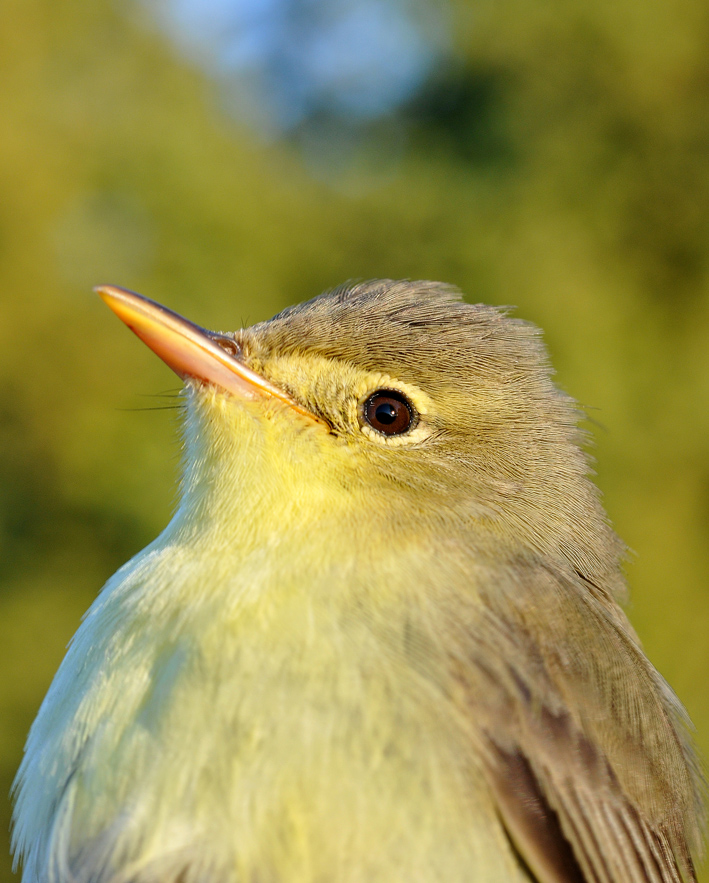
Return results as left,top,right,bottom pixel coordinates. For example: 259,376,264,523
1,0,708,878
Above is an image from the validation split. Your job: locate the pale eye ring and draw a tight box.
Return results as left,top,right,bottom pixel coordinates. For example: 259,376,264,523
363,389,415,436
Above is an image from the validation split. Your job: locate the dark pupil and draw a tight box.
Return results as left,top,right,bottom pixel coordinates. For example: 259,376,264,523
364,391,413,436
375,403,397,424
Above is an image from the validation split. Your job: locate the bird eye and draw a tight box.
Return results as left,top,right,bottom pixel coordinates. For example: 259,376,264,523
363,390,415,436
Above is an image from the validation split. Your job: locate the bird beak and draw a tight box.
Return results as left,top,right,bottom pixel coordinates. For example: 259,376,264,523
96,285,321,423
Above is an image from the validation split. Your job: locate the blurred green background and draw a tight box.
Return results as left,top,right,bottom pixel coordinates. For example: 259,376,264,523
1,0,708,877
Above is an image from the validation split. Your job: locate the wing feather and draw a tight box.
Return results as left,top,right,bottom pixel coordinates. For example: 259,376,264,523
451,559,704,883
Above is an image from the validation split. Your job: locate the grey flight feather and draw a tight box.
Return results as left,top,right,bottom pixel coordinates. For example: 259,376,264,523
454,556,704,883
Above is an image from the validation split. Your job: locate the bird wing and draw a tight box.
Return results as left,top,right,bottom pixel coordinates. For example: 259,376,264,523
452,560,703,883
484,706,694,883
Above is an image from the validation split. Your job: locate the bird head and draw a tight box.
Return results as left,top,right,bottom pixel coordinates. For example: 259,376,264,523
98,279,624,594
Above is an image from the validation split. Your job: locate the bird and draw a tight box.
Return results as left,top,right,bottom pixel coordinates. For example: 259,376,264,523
12,279,705,883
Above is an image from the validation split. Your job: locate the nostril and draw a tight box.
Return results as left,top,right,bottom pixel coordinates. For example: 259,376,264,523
211,335,241,358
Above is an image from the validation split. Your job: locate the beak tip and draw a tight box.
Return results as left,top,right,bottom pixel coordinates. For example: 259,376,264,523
95,284,129,303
